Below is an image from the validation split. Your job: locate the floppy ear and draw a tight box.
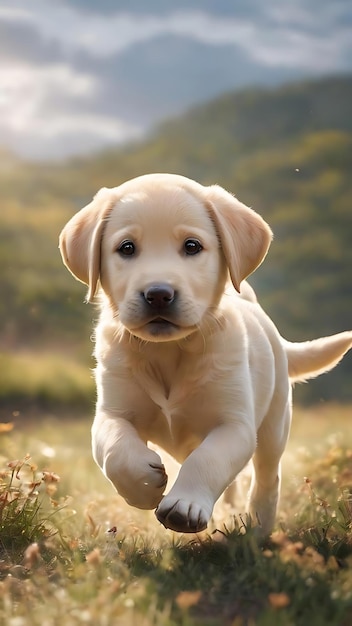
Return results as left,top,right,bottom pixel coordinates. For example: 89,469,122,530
205,185,273,292
59,187,116,301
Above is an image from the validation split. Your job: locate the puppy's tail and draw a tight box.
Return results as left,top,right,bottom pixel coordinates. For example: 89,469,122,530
283,331,352,382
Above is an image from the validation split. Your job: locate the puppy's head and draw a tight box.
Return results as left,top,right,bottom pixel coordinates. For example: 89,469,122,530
59,174,272,342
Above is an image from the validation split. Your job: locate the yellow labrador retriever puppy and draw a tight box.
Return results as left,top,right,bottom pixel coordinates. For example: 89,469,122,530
59,173,352,535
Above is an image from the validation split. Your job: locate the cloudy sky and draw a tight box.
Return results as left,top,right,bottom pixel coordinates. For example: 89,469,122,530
1,0,351,160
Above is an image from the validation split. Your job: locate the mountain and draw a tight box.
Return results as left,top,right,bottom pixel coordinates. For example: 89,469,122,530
1,75,351,404
2,0,351,159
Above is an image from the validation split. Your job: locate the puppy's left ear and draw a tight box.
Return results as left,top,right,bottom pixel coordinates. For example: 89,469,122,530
205,185,273,292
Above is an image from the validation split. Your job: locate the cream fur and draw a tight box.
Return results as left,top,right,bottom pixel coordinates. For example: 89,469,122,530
59,173,352,535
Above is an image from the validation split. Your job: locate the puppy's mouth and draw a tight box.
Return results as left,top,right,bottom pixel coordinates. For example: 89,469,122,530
145,317,179,336
128,315,197,342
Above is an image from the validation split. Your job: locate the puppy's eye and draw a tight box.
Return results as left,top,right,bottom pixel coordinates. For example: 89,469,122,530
183,238,203,255
117,240,136,256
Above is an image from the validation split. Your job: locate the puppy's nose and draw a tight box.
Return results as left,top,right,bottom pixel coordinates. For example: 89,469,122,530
144,284,175,308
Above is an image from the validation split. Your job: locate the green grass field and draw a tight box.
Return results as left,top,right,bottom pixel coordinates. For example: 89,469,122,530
0,404,351,625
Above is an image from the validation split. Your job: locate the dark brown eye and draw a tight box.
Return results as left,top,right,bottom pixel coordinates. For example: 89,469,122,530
117,240,136,256
183,238,203,255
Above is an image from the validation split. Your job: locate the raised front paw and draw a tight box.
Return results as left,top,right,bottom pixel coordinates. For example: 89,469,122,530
105,448,168,510
124,461,168,510
155,496,211,533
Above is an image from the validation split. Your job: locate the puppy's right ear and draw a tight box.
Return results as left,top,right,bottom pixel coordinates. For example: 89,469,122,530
59,188,115,302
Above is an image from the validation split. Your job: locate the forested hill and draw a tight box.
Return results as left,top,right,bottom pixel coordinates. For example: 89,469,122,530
1,74,351,403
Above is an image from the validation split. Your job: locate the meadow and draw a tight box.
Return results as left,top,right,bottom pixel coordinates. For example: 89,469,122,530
0,404,351,626
0,74,351,625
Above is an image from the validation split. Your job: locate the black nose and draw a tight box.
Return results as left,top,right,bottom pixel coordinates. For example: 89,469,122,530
143,284,175,309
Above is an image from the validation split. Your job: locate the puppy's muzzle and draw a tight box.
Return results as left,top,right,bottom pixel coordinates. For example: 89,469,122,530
136,283,185,339
143,283,176,311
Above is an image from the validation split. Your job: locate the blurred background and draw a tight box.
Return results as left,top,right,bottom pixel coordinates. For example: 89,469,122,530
0,0,351,418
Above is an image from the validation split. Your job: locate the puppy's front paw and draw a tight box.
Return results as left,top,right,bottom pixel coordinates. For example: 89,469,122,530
124,460,168,510
155,496,211,533
145,462,168,492
105,448,168,510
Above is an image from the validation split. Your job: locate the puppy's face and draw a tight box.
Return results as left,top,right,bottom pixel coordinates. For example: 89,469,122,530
59,174,273,342
101,186,227,342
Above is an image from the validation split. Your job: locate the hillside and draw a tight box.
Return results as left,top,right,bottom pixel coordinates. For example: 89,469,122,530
1,75,351,404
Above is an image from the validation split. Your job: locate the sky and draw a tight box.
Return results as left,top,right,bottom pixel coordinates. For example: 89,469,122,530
0,0,351,160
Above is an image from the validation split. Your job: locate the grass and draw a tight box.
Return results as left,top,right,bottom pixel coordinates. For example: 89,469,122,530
0,351,95,411
0,405,351,625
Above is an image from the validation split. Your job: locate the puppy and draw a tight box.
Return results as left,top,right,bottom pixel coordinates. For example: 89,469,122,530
59,173,352,535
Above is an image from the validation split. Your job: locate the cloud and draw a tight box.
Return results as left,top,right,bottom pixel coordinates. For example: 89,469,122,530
0,63,141,158
0,64,94,125
2,4,257,58
0,0,351,159
0,107,142,160
1,0,351,70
